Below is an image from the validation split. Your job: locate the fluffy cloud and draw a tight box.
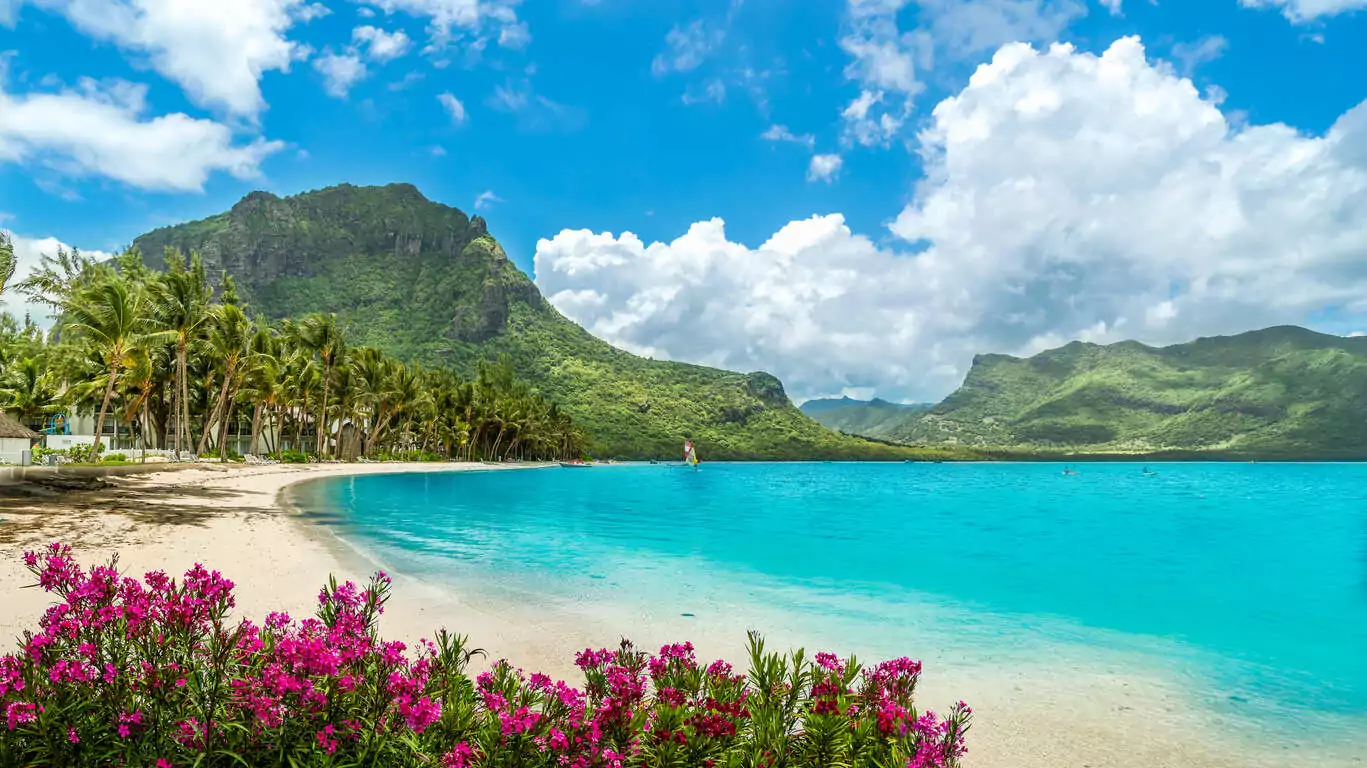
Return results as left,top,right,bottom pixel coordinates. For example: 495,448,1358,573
357,0,525,50
652,19,724,76
1240,0,1367,21
807,154,843,183
1170,35,1228,76
1099,0,1121,14
314,51,367,97
438,91,466,123
474,190,503,210
681,79,726,105
838,0,1084,148
11,0,314,118
0,77,283,191
535,38,1367,402
1,230,114,323
353,25,412,61
761,124,816,150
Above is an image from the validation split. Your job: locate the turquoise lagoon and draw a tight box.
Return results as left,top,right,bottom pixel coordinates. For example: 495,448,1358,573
293,462,1367,747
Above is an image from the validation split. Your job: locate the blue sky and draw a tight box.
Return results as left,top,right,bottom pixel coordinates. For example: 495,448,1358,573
3,0,1367,401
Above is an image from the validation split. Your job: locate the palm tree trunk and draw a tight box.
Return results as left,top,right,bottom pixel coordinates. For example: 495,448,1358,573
92,365,119,458
317,363,331,458
174,340,187,458
367,408,392,455
141,398,150,464
216,384,236,461
197,373,219,455
250,403,263,456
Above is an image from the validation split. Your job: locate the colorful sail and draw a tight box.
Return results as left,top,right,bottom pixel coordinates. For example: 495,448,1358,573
684,440,698,467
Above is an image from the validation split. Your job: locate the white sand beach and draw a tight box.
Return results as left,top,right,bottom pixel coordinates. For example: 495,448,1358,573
0,463,1360,768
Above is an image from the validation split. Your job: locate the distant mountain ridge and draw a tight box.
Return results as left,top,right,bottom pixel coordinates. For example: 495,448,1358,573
860,326,1367,458
131,184,950,460
800,398,933,440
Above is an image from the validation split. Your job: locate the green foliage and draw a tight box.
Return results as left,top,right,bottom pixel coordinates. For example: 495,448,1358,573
2,545,972,768
849,327,1367,459
99,453,127,463
274,449,310,464
801,398,935,440
65,443,98,464
133,184,963,461
31,444,100,464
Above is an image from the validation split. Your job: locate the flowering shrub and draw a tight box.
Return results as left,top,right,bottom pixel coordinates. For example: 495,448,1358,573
0,544,971,767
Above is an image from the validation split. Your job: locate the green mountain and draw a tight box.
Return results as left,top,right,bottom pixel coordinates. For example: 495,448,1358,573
800,398,933,440
877,326,1367,458
132,183,960,460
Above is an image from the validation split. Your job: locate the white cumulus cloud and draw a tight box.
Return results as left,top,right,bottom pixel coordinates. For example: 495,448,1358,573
807,154,843,183
535,37,1367,403
2,229,114,324
355,0,525,51
437,91,466,123
10,0,313,118
353,25,412,61
652,19,724,76
761,124,816,150
314,51,367,97
1240,0,1367,21
0,76,283,191
838,0,1084,148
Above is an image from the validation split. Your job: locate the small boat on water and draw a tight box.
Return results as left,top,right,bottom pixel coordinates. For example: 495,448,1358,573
559,461,593,468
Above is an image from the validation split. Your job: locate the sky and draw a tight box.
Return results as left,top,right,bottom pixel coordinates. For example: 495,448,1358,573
2,0,1367,403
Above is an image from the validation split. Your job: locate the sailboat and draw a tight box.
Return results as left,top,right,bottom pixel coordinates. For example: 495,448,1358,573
684,440,699,470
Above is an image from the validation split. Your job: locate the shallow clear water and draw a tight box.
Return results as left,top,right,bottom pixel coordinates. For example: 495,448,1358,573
294,462,1367,740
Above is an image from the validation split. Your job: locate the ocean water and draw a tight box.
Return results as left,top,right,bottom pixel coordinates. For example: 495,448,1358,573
293,462,1367,747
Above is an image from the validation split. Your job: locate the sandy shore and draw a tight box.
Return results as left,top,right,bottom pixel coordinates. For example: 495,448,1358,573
0,463,1360,768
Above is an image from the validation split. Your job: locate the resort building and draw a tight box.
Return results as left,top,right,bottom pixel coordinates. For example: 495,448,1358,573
0,412,41,464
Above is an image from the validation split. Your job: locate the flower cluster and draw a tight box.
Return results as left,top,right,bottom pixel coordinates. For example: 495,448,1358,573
0,544,971,767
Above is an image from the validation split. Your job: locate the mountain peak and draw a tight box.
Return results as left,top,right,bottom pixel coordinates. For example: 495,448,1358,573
125,182,913,460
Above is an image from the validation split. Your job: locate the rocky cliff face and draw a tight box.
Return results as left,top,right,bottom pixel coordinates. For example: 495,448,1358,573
133,184,532,347
124,184,912,460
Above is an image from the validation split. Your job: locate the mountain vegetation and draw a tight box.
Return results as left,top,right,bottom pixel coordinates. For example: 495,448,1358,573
856,327,1367,459
800,398,933,441
6,245,588,462
131,184,963,460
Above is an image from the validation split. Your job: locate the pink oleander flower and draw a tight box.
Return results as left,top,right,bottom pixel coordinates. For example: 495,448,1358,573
316,724,339,754
2,545,970,768
443,742,476,768
5,702,38,731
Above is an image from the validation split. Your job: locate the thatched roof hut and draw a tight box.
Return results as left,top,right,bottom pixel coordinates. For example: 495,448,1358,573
0,412,41,440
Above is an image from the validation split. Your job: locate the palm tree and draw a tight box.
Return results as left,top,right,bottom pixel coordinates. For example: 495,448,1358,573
16,245,101,308
299,313,345,457
199,303,251,457
0,232,16,296
0,357,62,430
119,347,157,462
59,279,147,455
147,254,211,458
239,319,282,456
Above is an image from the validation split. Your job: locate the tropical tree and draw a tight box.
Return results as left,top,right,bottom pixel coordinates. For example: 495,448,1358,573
200,303,252,457
299,313,345,457
0,232,16,296
58,279,147,455
0,357,61,429
147,253,212,457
